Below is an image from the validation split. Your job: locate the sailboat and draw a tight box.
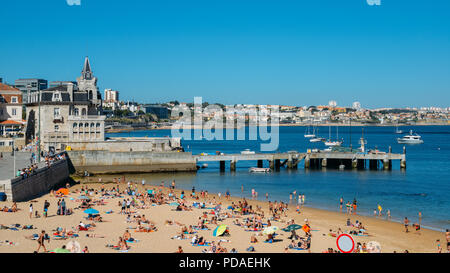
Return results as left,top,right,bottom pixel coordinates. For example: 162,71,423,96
310,126,325,142
395,124,403,134
304,121,316,138
324,126,343,147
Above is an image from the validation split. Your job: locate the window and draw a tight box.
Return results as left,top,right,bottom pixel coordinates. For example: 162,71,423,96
11,96,18,103
12,108,17,116
54,125,59,131
74,108,79,116
54,108,60,118
52,92,61,102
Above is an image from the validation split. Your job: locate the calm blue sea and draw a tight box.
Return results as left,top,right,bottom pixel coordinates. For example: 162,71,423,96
107,125,450,231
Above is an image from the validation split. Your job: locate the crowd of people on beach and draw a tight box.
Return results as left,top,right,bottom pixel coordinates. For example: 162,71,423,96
1,174,450,254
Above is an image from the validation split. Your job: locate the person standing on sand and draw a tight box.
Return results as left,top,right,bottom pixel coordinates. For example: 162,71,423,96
339,197,343,212
265,193,268,200
404,217,410,233
43,200,50,218
29,203,33,219
289,193,292,203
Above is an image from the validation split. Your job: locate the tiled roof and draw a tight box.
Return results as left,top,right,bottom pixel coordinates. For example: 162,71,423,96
0,83,21,92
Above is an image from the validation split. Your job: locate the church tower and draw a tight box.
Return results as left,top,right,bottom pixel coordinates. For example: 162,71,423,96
77,56,102,108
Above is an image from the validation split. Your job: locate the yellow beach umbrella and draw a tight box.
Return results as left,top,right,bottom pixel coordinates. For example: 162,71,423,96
213,225,228,236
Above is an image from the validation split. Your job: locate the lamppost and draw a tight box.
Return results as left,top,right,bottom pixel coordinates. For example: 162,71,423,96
12,136,16,177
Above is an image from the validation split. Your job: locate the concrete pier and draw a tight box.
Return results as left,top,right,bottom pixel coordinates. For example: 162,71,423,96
193,150,404,172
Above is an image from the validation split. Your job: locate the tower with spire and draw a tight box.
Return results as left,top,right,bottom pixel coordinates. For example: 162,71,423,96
77,56,102,109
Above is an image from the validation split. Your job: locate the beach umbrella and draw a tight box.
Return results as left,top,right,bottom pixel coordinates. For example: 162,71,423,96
282,224,302,232
78,195,90,200
213,225,228,237
51,248,71,253
83,208,99,214
66,241,81,253
366,241,382,253
169,202,179,206
227,206,233,210
56,188,69,196
147,190,154,195
263,226,279,235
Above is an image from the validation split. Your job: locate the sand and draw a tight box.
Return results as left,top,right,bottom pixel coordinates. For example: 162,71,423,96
0,181,446,253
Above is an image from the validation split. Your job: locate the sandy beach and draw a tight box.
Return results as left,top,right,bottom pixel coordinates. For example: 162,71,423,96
0,180,447,253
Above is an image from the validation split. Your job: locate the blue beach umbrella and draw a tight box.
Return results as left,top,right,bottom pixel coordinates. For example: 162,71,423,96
169,202,179,206
83,208,99,214
78,195,90,200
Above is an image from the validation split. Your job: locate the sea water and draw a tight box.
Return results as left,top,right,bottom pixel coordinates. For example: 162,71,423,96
107,125,450,231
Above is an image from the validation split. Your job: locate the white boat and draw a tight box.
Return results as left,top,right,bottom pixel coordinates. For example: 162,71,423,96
304,121,316,138
310,137,325,142
324,126,342,146
241,149,256,155
395,125,404,134
249,167,271,173
324,140,342,147
397,130,423,144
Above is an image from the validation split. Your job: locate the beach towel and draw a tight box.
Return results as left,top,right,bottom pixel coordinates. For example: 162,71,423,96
191,242,210,246
292,247,306,250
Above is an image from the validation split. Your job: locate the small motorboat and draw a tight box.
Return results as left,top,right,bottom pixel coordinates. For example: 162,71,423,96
241,149,256,155
249,167,271,173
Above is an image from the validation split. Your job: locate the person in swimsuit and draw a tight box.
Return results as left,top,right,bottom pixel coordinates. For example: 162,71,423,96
339,197,343,212
36,230,47,253
404,217,410,233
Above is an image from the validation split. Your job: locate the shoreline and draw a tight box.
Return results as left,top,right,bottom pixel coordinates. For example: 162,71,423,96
78,178,446,233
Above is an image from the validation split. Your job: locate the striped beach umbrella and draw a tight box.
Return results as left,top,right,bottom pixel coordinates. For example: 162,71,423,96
263,226,279,235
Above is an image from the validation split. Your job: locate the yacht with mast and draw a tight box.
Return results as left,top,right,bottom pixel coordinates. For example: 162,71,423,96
304,120,316,138
324,125,343,147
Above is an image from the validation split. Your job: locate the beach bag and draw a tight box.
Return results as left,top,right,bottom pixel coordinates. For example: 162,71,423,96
246,246,255,252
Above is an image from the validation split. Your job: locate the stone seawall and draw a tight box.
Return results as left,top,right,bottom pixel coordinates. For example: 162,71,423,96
66,150,197,174
2,158,70,202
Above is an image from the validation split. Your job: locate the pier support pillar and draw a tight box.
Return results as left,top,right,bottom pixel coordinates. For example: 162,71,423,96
352,159,358,169
257,160,263,168
383,159,390,170
321,158,327,168
230,160,236,172
304,155,310,169
220,161,225,172
269,160,274,170
400,157,406,170
287,154,293,169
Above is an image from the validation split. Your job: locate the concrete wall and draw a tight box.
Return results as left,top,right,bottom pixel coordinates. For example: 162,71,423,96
1,158,70,202
67,137,181,152
67,150,197,174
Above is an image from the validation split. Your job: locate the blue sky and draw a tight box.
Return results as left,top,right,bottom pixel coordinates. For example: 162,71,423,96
0,0,449,108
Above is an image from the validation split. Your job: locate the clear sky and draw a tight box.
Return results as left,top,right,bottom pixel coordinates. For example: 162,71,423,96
1,0,449,108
